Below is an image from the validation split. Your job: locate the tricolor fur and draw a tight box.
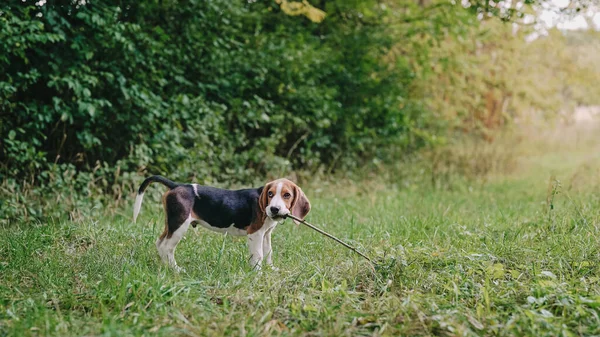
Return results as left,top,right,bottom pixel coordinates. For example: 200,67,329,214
133,176,311,271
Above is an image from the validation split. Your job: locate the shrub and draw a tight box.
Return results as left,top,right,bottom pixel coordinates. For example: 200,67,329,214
0,1,426,222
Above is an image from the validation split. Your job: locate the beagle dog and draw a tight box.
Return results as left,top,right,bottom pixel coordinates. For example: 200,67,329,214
133,176,310,271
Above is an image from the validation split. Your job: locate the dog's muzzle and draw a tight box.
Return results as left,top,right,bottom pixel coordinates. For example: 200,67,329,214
267,206,288,220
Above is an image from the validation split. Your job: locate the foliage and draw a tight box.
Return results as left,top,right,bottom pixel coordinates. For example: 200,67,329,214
0,0,443,221
0,0,419,181
276,0,326,22
2,0,599,223
408,17,600,139
518,29,600,118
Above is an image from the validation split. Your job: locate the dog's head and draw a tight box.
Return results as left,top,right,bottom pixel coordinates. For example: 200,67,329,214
259,178,310,224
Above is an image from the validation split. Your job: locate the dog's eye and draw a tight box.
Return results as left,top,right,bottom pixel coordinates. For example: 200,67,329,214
268,191,274,198
283,193,291,199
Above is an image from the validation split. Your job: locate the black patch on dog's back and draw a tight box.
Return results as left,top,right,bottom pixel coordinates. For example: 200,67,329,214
192,186,263,230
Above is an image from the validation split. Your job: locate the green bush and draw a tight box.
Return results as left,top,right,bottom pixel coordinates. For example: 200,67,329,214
0,1,428,221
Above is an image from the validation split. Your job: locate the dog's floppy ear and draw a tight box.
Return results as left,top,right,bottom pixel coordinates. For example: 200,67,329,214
291,184,311,224
250,182,272,234
259,182,272,214
257,182,273,220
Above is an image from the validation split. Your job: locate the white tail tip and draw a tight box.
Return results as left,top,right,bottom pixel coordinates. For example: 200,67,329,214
133,193,144,223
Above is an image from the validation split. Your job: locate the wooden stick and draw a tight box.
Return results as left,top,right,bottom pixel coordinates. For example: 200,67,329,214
285,214,375,265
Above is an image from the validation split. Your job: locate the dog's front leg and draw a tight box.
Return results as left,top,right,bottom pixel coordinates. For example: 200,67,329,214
262,228,276,269
247,231,264,270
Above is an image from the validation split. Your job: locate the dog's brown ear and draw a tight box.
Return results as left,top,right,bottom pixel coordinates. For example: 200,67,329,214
249,183,272,234
259,182,272,214
291,185,311,224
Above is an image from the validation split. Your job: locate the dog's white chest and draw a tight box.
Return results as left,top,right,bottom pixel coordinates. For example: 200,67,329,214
195,220,247,236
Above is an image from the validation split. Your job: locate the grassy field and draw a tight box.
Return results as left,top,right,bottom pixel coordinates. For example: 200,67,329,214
1,124,600,336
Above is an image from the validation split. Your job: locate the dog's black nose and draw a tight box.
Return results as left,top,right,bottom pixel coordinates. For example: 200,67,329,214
270,206,280,215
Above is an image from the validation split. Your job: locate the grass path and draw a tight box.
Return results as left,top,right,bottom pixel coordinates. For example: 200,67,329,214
1,124,599,336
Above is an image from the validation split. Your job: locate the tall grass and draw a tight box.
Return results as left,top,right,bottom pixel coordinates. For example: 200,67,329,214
1,122,599,336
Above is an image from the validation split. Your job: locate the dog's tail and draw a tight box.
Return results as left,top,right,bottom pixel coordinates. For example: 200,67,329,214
133,175,180,223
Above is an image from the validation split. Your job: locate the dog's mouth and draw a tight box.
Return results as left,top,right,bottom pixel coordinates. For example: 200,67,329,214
269,214,287,221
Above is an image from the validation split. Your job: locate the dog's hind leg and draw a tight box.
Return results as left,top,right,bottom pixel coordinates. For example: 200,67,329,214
156,217,192,272
155,187,193,272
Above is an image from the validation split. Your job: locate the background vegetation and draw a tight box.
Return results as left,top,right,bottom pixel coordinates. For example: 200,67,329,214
2,0,599,222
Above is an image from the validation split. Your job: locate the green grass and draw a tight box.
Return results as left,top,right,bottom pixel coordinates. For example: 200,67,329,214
1,126,600,336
